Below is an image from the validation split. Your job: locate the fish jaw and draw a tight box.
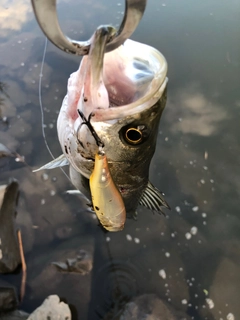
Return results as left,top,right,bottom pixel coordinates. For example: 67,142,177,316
65,27,116,123
78,28,112,117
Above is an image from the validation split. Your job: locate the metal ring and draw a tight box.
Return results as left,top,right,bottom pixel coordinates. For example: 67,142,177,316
31,0,147,55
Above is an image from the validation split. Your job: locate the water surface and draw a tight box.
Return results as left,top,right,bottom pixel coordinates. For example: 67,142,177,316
0,0,240,319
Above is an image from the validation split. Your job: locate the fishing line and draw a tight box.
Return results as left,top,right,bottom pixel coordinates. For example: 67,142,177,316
38,37,98,204
39,37,54,159
38,37,70,181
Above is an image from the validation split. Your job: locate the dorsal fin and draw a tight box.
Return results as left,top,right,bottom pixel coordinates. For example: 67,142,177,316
139,181,170,215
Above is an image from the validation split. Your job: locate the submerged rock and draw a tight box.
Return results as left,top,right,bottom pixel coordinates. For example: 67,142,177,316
27,295,71,320
119,294,190,320
0,180,21,273
29,242,93,320
207,257,240,320
0,295,71,320
0,286,18,313
0,310,29,320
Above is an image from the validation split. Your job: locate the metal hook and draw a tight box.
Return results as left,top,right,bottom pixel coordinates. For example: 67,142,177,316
31,0,147,55
77,110,104,148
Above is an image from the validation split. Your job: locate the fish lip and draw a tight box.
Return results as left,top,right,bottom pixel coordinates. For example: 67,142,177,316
67,153,94,179
91,77,168,122
88,39,168,122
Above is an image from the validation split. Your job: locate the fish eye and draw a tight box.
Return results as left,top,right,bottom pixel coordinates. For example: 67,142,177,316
120,124,149,146
125,127,143,145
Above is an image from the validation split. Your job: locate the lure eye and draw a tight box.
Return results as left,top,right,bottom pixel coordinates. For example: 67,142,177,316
125,127,143,144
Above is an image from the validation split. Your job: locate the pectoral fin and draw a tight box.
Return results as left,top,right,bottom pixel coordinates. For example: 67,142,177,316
139,181,170,215
33,154,69,172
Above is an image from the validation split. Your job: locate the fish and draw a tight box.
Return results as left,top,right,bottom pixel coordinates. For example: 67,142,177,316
35,26,170,230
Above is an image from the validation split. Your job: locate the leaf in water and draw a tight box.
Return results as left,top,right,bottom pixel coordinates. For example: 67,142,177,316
52,250,93,275
52,261,68,271
33,154,69,172
0,143,26,166
0,143,15,158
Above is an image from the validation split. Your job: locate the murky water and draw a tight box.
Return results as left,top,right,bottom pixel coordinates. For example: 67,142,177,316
0,0,240,319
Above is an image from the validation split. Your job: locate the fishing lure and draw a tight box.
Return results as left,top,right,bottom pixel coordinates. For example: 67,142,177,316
78,108,126,231
90,150,126,232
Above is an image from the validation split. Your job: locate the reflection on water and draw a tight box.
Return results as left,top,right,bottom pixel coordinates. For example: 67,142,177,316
168,84,228,136
91,260,141,318
0,0,32,36
0,0,240,319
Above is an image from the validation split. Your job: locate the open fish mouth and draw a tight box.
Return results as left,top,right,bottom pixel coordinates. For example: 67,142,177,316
70,38,168,123
99,39,168,117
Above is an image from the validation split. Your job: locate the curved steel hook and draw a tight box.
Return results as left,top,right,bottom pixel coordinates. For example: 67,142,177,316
31,0,147,55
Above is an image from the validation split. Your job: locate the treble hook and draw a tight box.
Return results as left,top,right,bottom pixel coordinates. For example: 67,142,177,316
31,0,147,55
77,110,104,149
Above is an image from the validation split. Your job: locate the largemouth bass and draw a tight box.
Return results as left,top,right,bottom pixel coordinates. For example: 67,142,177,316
35,26,170,230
